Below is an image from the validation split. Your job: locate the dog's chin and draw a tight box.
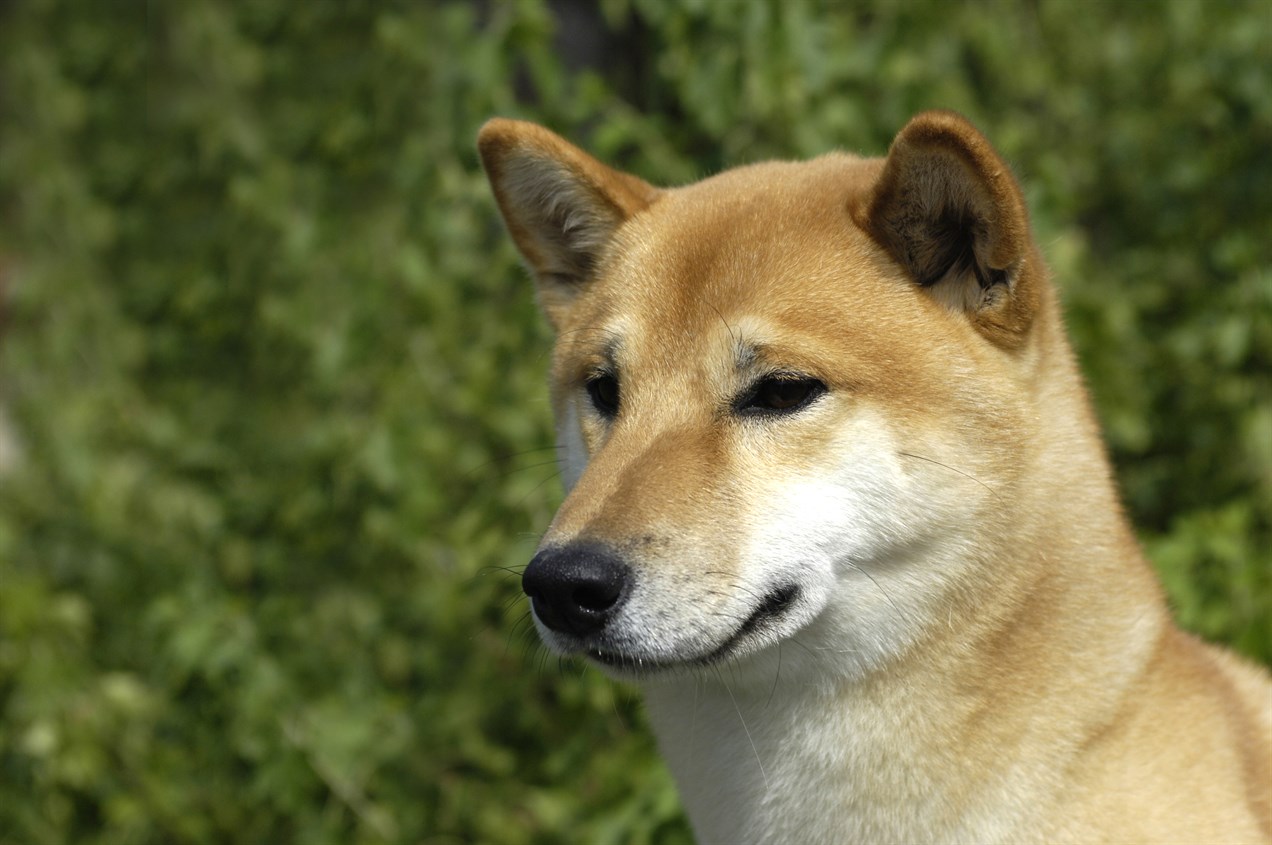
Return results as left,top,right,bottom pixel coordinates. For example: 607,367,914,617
549,584,806,681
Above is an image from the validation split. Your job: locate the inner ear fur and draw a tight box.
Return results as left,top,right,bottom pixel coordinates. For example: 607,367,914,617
854,111,1039,345
477,119,658,324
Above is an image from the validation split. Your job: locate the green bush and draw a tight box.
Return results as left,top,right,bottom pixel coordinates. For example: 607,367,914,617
0,1,1266,842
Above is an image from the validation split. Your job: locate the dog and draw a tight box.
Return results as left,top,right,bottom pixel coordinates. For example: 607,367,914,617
477,111,1272,844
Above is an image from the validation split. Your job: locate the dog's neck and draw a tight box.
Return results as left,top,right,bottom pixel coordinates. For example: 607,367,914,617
644,666,1012,844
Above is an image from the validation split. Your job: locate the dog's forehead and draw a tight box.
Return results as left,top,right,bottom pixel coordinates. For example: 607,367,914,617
574,154,898,357
635,155,877,275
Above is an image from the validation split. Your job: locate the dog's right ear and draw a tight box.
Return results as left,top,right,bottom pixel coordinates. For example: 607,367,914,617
477,119,659,328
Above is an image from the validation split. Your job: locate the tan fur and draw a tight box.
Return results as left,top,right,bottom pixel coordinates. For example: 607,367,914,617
479,111,1272,844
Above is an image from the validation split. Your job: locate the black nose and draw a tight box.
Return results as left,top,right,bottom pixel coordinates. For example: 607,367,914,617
522,544,631,637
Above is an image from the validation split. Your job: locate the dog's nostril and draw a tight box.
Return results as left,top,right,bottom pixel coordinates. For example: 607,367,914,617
573,580,622,612
522,543,631,636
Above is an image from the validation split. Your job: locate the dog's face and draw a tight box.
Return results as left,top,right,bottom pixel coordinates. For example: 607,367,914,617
479,113,1044,685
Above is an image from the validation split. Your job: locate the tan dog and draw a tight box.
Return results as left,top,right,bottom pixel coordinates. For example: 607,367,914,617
478,111,1272,844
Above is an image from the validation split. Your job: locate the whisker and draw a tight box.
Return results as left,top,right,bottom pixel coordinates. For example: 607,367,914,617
486,458,566,481
708,301,739,347
504,610,536,656
688,676,701,768
766,641,782,710
787,638,822,659
516,468,565,507
473,564,524,580
844,558,908,621
460,445,561,480
722,670,769,790
898,451,1003,505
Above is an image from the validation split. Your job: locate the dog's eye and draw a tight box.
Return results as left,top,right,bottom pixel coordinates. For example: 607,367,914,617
586,373,620,417
741,375,825,415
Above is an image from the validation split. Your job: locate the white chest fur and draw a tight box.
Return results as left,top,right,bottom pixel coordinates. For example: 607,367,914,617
643,675,1054,845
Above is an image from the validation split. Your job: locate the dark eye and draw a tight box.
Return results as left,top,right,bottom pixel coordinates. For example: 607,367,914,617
740,375,825,415
586,373,620,417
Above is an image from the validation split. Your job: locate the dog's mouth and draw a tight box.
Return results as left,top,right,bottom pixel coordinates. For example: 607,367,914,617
587,584,802,674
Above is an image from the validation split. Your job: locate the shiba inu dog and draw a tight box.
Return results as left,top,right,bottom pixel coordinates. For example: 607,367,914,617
477,111,1272,844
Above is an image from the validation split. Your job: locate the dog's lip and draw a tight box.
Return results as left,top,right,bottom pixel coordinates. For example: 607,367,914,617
586,584,802,673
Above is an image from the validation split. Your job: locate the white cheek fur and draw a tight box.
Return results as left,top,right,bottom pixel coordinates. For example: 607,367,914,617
738,411,977,680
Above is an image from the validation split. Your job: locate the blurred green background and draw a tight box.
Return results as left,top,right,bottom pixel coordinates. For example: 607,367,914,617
0,0,1268,842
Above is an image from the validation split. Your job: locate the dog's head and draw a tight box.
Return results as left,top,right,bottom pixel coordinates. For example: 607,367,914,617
479,113,1050,685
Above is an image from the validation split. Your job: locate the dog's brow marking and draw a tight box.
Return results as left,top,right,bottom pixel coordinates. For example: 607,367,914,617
555,325,621,345
710,304,765,376
552,326,625,365
708,301,739,347
601,336,621,371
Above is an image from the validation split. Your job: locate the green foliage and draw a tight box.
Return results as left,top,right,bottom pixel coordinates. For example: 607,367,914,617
0,0,1267,841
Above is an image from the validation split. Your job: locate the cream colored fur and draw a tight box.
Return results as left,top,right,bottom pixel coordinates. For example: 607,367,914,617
478,111,1272,845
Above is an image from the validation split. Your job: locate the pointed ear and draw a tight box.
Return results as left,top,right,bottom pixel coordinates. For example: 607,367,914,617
477,118,659,328
853,111,1040,346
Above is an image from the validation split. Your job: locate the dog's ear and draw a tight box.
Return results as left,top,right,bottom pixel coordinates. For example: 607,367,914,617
477,119,659,328
854,111,1039,346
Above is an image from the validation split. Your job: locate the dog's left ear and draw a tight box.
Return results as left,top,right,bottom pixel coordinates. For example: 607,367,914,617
854,111,1040,346
477,118,659,329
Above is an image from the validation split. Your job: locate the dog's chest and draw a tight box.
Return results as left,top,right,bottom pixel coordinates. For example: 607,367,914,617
644,681,1047,845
